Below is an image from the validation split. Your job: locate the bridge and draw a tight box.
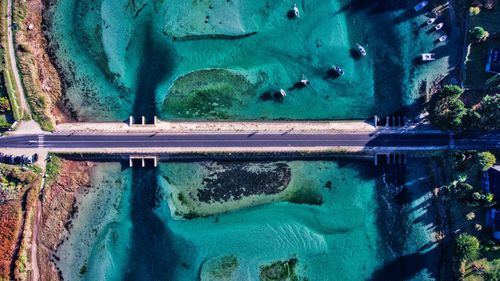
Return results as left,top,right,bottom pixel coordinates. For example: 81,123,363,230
1,131,498,153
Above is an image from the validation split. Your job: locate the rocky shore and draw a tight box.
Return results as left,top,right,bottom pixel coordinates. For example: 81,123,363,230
36,160,93,281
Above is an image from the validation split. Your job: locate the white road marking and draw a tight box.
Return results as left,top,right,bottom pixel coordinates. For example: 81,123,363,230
37,135,44,147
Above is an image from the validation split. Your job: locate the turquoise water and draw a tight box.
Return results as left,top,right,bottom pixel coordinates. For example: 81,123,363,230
45,0,455,121
54,160,440,280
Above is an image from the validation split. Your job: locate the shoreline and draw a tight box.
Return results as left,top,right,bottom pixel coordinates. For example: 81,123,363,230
36,159,93,281
13,0,73,129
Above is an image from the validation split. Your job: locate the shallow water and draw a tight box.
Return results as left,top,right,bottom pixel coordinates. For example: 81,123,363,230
45,0,456,121
55,159,440,281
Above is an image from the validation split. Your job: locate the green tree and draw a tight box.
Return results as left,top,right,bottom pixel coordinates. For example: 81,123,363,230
428,85,467,131
454,233,480,262
0,97,10,113
478,151,496,171
462,109,481,131
477,94,500,131
470,26,490,42
484,268,500,281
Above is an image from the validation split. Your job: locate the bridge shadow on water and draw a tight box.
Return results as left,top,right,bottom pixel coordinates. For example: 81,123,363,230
132,20,175,122
124,163,186,280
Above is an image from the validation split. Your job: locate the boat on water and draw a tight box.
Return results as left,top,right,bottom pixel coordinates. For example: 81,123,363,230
435,23,444,30
414,1,428,11
300,78,309,86
293,4,300,18
332,65,345,76
355,42,367,56
427,18,436,25
280,89,287,96
421,53,436,61
439,35,448,42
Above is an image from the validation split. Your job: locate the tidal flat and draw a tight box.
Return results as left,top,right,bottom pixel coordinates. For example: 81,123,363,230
45,159,442,281
44,0,456,121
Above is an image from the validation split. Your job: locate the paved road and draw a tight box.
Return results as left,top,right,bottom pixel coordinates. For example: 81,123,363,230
6,0,29,115
0,132,498,150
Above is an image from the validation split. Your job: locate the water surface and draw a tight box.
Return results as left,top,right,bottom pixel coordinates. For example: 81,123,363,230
55,160,440,281
46,0,456,121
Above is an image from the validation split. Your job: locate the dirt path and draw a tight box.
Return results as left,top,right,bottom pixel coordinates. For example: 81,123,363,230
6,0,30,115
30,196,41,281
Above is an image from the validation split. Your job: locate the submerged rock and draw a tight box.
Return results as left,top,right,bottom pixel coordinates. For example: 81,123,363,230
162,69,255,119
260,258,304,281
200,256,239,281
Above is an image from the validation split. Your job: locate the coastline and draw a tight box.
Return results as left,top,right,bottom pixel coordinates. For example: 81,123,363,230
12,0,72,129
36,160,93,281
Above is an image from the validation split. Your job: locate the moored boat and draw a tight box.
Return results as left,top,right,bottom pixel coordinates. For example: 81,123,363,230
421,53,435,61
427,18,436,25
293,4,300,18
355,42,367,56
280,89,287,96
414,1,428,11
439,35,448,42
435,23,444,30
332,65,345,76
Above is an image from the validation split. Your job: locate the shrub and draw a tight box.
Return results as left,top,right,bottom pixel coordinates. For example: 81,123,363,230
472,192,482,200
478,152,496,172
477,94,500,131
454,233,480,262
470,26,490,42
0,97,10,113
466,212,476,220
469,6,481,15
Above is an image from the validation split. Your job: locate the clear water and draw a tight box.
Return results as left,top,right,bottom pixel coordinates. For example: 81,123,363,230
55,160,440,281
45,0,456,121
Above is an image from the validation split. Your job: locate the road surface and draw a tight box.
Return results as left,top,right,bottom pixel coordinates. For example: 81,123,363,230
0,132,498,151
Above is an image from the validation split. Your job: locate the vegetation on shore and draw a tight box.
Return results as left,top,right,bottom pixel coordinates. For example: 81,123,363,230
436,149,499,280
10,0,63,131
45,154,62,185
427,85,499,131
0,163,40,281
0,0,20,125
463,1,500,89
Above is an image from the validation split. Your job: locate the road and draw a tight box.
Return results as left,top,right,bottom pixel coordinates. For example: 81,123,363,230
6,0,29,115
0,132,498,151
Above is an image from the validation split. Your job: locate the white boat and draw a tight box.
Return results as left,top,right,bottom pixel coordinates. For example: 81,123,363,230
293,4,300,18
280,89,287,96
414,1,428,11
332,65,345,76
435,23,444,30
356,42,367,56
421,53,435,61
427,18,436,25
439,35,448,42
